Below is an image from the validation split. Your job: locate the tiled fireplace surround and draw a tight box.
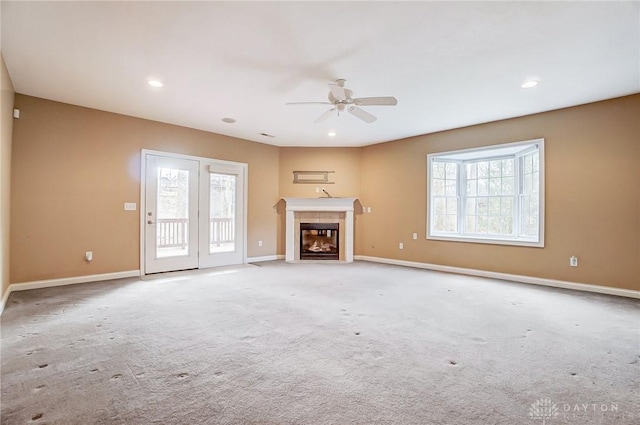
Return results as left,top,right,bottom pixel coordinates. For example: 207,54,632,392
284,198,356,262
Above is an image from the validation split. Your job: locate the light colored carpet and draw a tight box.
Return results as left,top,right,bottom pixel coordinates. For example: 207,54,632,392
1,261,638,424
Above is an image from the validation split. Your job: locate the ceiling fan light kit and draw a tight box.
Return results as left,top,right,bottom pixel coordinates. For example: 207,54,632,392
286,79,398,124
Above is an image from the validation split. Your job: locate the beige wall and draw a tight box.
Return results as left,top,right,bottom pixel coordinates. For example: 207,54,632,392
10,95,280,283
1,54,15,299
278,147,362,198
277,147,362,254
9,93,639,291
359,95,640,291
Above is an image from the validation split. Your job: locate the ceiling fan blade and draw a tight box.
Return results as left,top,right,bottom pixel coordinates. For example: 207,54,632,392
328,83,346,101
353,96,398,106
348,106,377,123
285,101,332,105
314,108,336,123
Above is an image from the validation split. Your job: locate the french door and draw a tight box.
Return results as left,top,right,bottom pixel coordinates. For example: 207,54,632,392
198,162,245,268
142,151,246,274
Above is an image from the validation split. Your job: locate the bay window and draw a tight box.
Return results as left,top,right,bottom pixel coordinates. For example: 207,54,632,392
427,139,544,247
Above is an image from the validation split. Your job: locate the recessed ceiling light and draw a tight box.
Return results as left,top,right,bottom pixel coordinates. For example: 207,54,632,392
327,131,337,137
222,117,236,124
521,80,538,89
147,80,164,88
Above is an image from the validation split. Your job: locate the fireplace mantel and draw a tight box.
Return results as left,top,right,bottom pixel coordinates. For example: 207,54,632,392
283,197,357,262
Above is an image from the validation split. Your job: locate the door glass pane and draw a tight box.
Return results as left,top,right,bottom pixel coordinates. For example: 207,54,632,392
210,173,236,253
156,167,190,258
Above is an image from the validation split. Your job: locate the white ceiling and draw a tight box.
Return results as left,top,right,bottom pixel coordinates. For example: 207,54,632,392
2,1,638,147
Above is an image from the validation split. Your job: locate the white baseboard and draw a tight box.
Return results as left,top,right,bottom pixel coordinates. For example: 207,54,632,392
2,257,636,315
0,270,141,315
247,255,284,263
354,255,640,299
1,285,11,316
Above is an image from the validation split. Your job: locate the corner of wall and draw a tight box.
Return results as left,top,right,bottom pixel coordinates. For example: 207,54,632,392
1,52,16,308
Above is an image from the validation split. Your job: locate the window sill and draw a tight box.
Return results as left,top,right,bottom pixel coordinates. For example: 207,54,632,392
427,234,544,248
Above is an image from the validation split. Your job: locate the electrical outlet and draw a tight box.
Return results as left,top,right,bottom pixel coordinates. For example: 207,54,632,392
367,207,372,213
258,240,263,247
85,251,93,262
412,233,418,240
399,242,404,250
315,187,320,193
570,256,578,267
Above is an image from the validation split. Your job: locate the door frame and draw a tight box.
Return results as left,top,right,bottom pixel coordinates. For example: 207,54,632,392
139,149,248,276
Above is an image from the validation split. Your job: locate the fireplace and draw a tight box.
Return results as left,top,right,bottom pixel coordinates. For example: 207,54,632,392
300,223,339,260
283,197,356,262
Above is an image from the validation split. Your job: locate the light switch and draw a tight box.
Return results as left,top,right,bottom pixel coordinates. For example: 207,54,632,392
124,202,137,211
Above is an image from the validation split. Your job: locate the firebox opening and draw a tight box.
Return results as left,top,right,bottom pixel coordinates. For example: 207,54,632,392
300,223,339,260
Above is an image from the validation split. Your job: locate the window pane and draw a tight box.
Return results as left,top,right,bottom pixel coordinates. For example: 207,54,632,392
465,216,476,233
434,198,446,215
478,179,488,196
445,163,457,179
466,198,476,215
476,215,488,233
467,163,477,179
446,198,458,215
446,215,457,232
156,167,190,258
209,173,236,253
478,162,489,178
432,162,445,179
489,217,501,234
489,178,501,195
488,197,501,215
501,216,513,234
503,158,514,176
477,198,488,215
521,215,538,237
466,180,477,196
524,174,533,194
524,156,533,173
434,214,446,232
529,194,539,218
501,177,514,195
490,160,501,178
501,197,513,216
445,180,457,196
432,178,445,196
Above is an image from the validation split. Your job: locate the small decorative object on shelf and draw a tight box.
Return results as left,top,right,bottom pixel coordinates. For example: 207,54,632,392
293,170,335,184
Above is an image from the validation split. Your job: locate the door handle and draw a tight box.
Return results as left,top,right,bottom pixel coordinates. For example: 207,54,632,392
147,220,154,225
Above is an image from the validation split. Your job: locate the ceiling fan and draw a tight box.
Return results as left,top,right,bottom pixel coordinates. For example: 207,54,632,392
286,79,398,124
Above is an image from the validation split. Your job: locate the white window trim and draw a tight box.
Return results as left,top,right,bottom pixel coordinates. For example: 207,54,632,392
427,139,545,248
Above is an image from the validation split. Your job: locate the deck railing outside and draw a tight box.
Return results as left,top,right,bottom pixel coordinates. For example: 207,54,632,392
156,218,233,248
